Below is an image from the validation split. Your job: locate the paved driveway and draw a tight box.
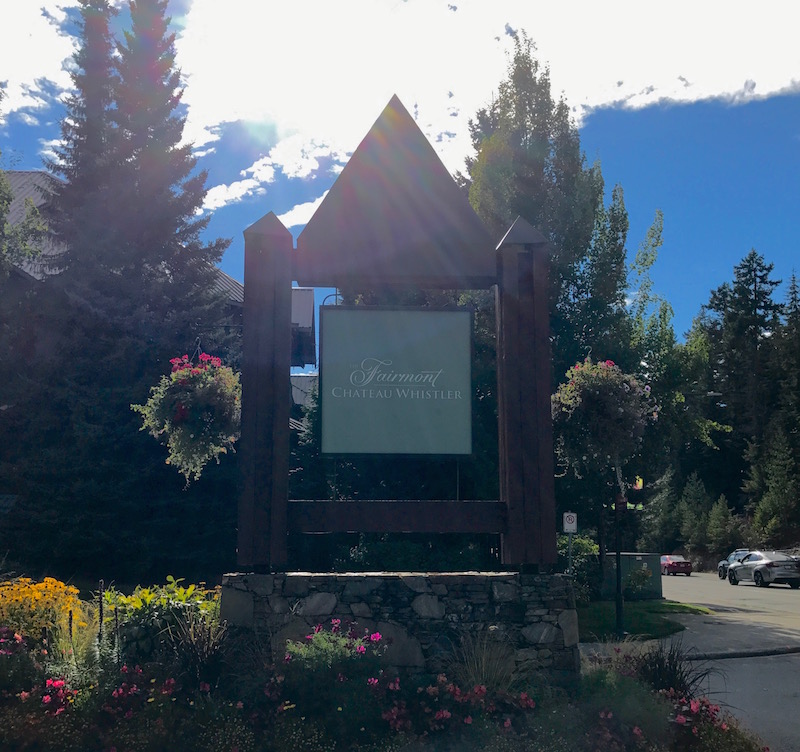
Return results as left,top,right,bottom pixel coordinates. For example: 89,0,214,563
662,571,800,751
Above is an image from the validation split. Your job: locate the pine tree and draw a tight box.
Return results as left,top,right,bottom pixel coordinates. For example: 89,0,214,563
110,0,229,343
44,0,117,278
753,425,800,545
677,473,713,556
706,495,737,558
704,249,782,440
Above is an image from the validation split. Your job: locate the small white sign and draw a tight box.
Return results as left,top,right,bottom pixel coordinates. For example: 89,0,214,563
563,511,578,533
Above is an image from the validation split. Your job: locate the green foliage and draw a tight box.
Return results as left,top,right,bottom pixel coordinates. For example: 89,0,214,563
623,566,653,601
752,424,800,544
0,165,47,276
705,495,740,558
105,576,220,663
0,628,43,698
579,666,672,748
282,619,387,744
557,534,600,604
132,353,241,482
677,473,713,556
552,358,656,484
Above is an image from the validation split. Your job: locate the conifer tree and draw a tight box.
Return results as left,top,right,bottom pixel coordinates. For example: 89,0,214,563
45,0,117,278
706,495,737,558
753,425,800,545
677,472,713,556
110,0,229,343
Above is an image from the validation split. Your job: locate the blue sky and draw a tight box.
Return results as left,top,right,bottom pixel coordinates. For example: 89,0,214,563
2,1,799,342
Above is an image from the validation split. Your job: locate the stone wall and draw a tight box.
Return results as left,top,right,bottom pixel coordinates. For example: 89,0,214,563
221,572,580,677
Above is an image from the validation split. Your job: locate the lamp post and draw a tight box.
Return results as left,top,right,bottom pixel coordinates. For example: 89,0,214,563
615,492,625,638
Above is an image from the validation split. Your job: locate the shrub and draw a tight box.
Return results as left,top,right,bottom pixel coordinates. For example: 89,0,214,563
105,576,219,664
623,566,653,601
0,577,82,638
557,534,601,604
663,689,767,751
0,627,43,700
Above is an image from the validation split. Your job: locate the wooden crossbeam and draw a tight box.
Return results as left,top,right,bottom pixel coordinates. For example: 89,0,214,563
288,500,505,534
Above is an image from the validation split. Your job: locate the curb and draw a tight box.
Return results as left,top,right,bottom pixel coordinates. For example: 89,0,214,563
686,645,800,661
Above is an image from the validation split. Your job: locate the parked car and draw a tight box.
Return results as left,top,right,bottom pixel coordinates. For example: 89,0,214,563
718,548,750,579
660,554,692,576
727,550,800,588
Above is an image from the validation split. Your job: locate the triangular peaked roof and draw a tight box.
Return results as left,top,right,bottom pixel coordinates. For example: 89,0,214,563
295,95,496,288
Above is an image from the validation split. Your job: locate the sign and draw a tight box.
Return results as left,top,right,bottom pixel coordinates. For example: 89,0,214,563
320,307,472,455
563,511,578,534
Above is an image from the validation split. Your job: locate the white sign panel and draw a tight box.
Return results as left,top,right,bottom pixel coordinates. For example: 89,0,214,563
320,307,472,455
563,511,578,534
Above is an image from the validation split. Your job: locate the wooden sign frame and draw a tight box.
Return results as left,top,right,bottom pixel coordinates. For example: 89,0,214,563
237,97,556,571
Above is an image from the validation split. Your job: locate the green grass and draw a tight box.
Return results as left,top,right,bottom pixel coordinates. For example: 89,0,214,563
577,599,712,641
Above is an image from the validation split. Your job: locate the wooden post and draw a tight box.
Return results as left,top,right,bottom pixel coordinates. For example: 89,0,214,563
496,217,557,567
238,213,293,570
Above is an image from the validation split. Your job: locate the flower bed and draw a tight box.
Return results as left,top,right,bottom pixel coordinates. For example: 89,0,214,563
0,576,770,751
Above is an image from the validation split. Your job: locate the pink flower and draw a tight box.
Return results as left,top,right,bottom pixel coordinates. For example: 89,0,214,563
19,691,30,702
633,726,642,737
675,714,687,725
370,632,382,642
464,716,472,725
504,718,512,728
42,695,52,705
367,678,378,686
199,353,211,362
690,699,700,714
356,645,366,654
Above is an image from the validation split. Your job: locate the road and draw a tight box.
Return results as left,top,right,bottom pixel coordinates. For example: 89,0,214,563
660,571,800,751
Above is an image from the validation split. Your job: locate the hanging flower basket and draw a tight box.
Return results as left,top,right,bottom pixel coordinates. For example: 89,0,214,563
133,353,241,482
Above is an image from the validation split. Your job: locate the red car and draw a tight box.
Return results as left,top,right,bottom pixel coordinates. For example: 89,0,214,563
661,554,692,576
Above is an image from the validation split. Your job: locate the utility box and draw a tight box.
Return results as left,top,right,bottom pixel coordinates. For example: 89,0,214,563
603,553,662,600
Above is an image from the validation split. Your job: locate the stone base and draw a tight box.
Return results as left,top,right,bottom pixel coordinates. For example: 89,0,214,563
221,571,580,676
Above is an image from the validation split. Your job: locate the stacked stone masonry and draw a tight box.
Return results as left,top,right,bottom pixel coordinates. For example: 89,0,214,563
221,572,580,676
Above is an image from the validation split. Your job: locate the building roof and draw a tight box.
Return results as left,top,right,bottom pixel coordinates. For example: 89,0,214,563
5,169,246,303
5,170,64,280
295,95,496,289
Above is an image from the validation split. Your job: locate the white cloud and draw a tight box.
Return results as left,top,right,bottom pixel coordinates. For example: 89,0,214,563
5,0,800,178
278,191,329,230
202,136,346,212
38,137,62,162
245,156,276,184
0,3,77,123
203,178,264,211
172,0,800,176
